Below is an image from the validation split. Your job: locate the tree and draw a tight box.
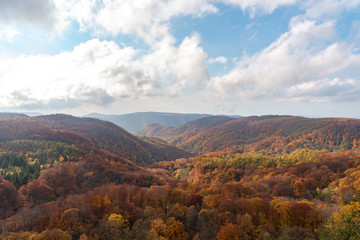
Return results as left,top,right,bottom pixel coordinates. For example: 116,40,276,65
19,180,55,207
319,201,360,239
105,213,127,239
0,180,19,219
279,226,309,240
186,194,204,208
271,200,293,228
291,202,321,233
216,223,241,240
146,218,167,240
35,228,72,240
166,220,188,240
197,209,217,240
185,205,198,237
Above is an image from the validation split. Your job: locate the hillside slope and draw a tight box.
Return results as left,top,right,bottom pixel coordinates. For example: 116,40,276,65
0,114,192,165
0,113,28,119
138,116,235,144
141,115,360,155
0,114,360,240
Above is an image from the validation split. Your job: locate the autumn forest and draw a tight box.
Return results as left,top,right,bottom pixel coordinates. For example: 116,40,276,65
0,114,360,239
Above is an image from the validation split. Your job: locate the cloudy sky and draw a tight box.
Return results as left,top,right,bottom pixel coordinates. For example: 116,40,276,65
0,0,360,118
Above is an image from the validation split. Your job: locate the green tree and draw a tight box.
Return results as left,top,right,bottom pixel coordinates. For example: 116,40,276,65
319,201,360,239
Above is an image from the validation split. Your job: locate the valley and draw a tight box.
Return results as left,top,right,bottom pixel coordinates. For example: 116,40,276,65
0,114,359,239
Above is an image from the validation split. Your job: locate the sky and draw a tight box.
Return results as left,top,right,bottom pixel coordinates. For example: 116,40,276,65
0,0,360,118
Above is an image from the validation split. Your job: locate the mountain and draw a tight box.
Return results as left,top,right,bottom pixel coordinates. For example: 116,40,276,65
141,115,360,155
0,126,176,232
137,115,235,143
1,113,360,240
85,112,213,133
0,114,192,165
0,112,28,119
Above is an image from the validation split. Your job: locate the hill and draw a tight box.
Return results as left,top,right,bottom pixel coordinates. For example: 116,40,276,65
1,114,360,240
0,114,192,165
141,115,360,155
138,115,235,144
86,112,213,133
0,113,28,119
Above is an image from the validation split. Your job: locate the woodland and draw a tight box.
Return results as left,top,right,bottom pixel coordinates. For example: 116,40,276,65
0,114,359,239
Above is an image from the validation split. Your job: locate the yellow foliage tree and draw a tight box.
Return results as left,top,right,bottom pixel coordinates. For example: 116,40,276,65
320,201,360,239
146,218,167,240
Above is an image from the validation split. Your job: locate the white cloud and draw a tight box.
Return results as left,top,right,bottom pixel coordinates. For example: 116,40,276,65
211,19,360,101
208,56,228,64
54,0,300,39
0,36,209,110
1,0,358,40
1,0,360,114
0,0,218,40
106,33,209,97
51,0,218,43
94,0,217,35
285,78,360,102
0,27,20,43
302,0,360,19
0,0,301,43
219,0,298,16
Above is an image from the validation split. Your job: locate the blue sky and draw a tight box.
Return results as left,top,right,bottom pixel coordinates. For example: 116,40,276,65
0,0,360,118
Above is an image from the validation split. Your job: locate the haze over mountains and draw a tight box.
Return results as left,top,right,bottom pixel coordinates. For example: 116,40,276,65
2,112,359,158
6,111,242,133
86,112,242,133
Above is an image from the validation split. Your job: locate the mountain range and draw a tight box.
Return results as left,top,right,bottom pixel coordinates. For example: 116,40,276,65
139,115,360,155
0,113,360,239
0,114,192,165
85,112,213,133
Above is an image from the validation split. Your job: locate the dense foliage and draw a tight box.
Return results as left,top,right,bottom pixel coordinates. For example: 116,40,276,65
140,115,360,155
0,115,359,239
0,115,192,165
0,140,86,187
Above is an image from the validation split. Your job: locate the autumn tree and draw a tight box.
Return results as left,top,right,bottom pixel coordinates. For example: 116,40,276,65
319,201,360,239
216,223,241,240
197,209,217,240
105,213,128,239
146,218,167,240
166,220,188,240
185,205,198,237
0,180,19,219
35,228,72,240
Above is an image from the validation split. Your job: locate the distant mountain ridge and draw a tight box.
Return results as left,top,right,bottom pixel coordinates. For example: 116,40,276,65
0,114,192,165
0,112,28,119
85,112,241,133
139,115,360,155
1,113,360,239
137,116,236,143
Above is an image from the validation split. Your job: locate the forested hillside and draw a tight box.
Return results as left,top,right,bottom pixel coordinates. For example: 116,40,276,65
137,116,235,143
152,148,360,239
0,113,28,119
0,115,192,165
141,115,360,155
0,114,359,239
0,140,85,187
